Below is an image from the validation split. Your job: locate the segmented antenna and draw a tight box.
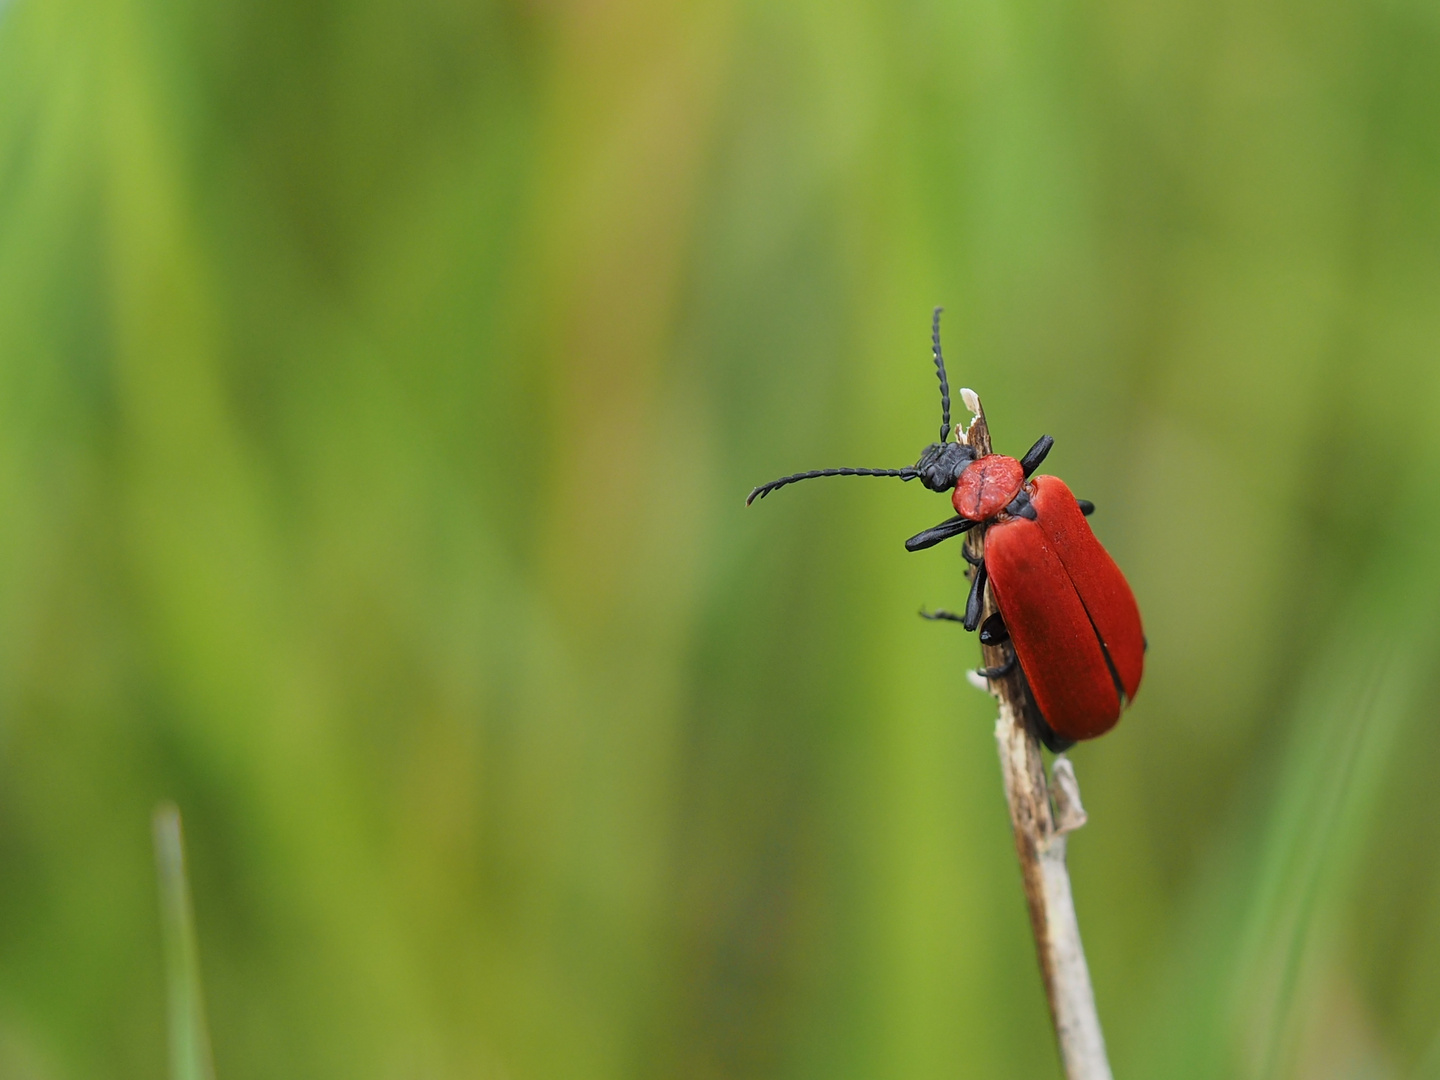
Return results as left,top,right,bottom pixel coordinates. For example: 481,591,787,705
932,307,951,442
747,467,918,506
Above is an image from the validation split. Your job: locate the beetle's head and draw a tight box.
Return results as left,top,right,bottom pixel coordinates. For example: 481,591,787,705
913,440,977,493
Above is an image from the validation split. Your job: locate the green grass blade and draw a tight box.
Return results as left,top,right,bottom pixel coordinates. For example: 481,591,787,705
152,804,217,1080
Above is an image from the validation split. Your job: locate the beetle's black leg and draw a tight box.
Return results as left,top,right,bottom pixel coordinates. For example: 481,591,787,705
1004,489,1038,520
978,612,1009,646
961,546,982,566
1077,499,1095,516
963,560,988,631
975,652,1017,679
974,607,1013,678
905,515,977,552
1019,435,1054,477
919,608,966,624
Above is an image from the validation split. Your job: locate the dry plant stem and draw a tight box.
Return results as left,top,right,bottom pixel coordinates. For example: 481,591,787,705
962,396,1113,1080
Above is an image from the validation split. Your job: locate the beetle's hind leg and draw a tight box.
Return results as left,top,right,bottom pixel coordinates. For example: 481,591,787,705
975,652,1016,679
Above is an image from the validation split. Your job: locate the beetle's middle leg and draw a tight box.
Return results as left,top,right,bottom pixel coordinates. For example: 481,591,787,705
973,612,1016,678
962,559,988,631
921,553,989,631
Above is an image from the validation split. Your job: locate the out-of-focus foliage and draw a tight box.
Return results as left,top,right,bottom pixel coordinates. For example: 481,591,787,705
1,0,1439,1076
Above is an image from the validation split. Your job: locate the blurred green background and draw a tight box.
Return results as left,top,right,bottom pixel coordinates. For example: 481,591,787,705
2,0,1440,1076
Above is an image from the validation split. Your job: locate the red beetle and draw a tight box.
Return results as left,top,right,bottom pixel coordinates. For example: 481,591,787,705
747,309,1144,750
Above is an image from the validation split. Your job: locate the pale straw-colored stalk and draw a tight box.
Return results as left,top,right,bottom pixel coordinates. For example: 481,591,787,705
959,390,1112,1080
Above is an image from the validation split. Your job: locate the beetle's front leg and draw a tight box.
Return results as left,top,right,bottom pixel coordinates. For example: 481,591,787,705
905,515,977,552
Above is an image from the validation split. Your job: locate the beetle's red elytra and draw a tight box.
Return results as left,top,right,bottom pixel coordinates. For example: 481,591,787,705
985,475,1143,741
747,308,1145,751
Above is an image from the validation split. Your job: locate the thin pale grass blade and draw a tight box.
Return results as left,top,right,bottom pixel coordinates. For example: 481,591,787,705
1229,547,1440,1079
1237,664,1407,1079
1128,549,1440,1080
153,804,217,1080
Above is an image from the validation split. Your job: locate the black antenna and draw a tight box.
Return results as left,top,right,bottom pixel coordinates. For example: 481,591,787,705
747,467,918,506
932,307,951,442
